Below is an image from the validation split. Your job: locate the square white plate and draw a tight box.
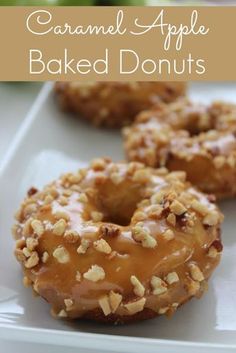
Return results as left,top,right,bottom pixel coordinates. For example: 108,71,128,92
0,82,236,353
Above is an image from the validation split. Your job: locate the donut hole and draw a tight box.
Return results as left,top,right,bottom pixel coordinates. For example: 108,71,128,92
95,182,144,226
101,204,137,226
164,103,216,137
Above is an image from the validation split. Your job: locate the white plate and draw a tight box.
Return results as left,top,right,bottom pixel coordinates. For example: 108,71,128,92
0,82,236,353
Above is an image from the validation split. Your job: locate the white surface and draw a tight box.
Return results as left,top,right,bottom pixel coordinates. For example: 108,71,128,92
0,83,42,161
0,82,236,352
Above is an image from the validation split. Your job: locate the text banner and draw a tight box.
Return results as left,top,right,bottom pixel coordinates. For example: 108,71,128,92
0,6,235,81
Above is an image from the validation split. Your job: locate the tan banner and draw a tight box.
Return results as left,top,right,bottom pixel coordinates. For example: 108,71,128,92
0,6,236,81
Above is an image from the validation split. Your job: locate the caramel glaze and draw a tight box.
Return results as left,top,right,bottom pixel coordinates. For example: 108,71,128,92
55,82,187,128
123,99,236,198
13,160,223,323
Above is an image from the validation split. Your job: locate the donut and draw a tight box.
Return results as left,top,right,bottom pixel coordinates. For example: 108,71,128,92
13,159,223,324
55,81,187,128
123,99,236,199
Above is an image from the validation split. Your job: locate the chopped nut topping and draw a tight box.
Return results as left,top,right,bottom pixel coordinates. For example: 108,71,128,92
132,169,150,184
42,251,49,263
68,174,82,184
156,167,169,176
25,251,39,268
151,276,167,295
54,211,70,221
147,205,163,218
127,161,143,174
203,211,219,226
31,220,44,237
207,246,219,258
132,225,157,248
15,209,21,221
109,291,122,313
27,187,38,197
130,275,145,297
63,189,72,197
23,203,38,217
166,171,186,182
213,155,226,169
161,229,174,241
134,211,147,222
91,158,106,171
58,309,67,318
186,278,200,296
53,219,67,236
16,238,26,249
78,193,88,203
12,224,20,239
77,239,90,254
200,280,208,294
138,199,149,208
176,150,191,160
44,195,54,205
158,307,169,315
23,276,32,287
110,172,124,185
94,172,107,184
22,218,33,236
76,270,81,282
84,187,96,198
64,299,73,310
124,297,146,314
58,196,68,206
166,190,178,202
23,247,31,258
178,192,192,205
99,295,111,316
191,200,209,216
71,184,81,194
15,248,26,262
94,239,112,254
166,213,176,226
211,239,223,253
155,131,169,143
26,237,38,251
83,265,105,282
91,211,103,222
165,272,179,285
64,230,80,243
71,185,81,193
79,168,87,178
189,263,204,282
108,250,117,260
33,282,39,294
150,191,166,205
170,200,187,216
100,224,120,237
48,187,59,198
53,246,70,264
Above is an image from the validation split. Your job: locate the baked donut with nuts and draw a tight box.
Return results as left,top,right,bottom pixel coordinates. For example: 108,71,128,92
123,99,236,199
13,159,223,323
55,81,187,128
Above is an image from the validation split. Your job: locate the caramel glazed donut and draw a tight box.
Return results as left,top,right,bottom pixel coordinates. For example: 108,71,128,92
55,82,187,128
13,159,223,324
124,99,236,199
